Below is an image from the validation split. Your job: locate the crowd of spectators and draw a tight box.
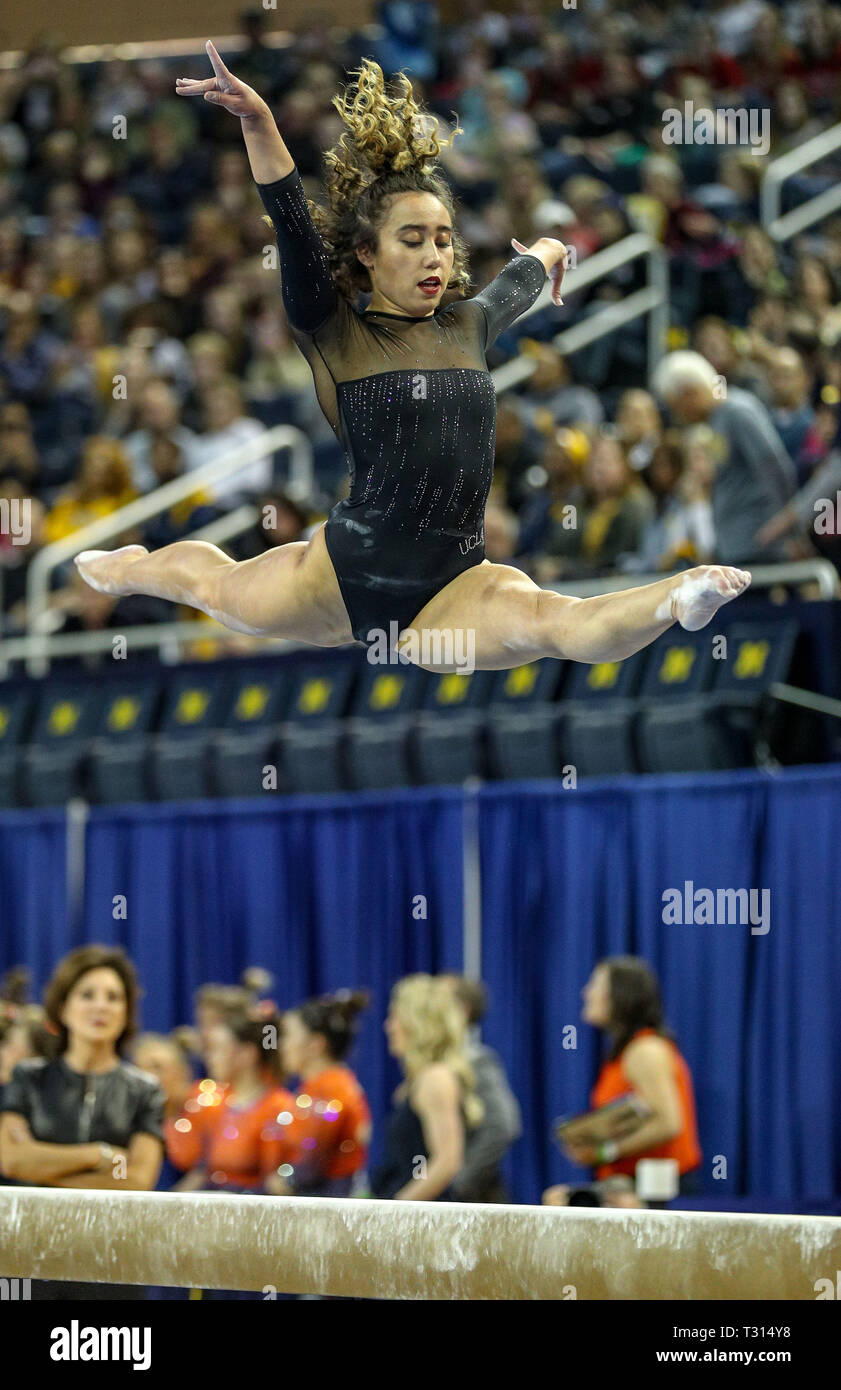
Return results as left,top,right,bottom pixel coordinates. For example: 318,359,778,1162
3,1,841,647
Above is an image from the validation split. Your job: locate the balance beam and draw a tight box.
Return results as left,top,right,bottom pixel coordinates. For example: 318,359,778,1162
1,1188,838,1299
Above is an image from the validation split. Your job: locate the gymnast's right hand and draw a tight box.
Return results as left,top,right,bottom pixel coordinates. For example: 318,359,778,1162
175,40,268,120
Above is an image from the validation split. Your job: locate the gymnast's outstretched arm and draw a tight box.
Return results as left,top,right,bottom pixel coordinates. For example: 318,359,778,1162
177,41,337,336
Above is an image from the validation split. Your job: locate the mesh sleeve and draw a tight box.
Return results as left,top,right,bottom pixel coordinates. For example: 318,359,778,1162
257,166,338,335
473,253,547,352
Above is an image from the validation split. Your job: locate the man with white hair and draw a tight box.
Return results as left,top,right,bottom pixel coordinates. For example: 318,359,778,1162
652,350,798,562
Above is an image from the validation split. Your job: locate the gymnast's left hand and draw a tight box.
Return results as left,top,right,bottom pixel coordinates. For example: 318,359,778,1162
511,237,568,306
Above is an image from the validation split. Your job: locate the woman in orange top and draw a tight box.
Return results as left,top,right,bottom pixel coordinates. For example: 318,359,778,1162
546,957,701,1203
271,990,372,1197
165,1003,293,1193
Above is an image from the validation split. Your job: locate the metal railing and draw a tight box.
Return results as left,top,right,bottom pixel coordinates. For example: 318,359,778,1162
23,425,311,676
2,558,836,677
491,232,669,395
760,121,841,242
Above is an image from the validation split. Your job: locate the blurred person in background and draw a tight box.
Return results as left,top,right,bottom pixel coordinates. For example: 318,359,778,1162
229,489,310,561
766,346,824,482
0,945,165,1299
122,376,200,494
653,349,799,563
132,1031,194,1190
43,436,137,542
544,956,702,1207
372,974,483,1202
537,431,654,579
165,1001,293,1194
271,990,371,1196
518,425,589,558
0,400,39,490
190,376,270,504
632,432,715,571
440,975,521,1202
515,341,604,433
615,389,662,473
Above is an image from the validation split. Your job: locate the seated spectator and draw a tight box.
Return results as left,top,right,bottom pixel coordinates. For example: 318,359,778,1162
483,496,520,564
492,398,540,512
539,431,654,578
122,376,201,494
165,1001,293,1194
272,990,371,1197
767,346,824,482
0,945,165,1299
515,341,604,434
633,432,715,571
544,957,702,1204
616,389,662,472
0,400,39,489
518,426,589,558
440,975,521,1202
181,331,232,433
190,377,270,504
229,489,310,561
0,292,58,408
43,435,137,543
372,975,483,1202
653,349,799,562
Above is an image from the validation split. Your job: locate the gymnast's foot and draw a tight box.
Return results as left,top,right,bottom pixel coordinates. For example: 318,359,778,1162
656,565,752,632
74,545,149,596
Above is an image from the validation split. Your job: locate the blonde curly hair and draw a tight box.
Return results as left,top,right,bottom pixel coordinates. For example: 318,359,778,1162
265,60,472,304
391,974,483,1130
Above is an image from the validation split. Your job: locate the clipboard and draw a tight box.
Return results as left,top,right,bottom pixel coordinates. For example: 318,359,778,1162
554,1092,652,1147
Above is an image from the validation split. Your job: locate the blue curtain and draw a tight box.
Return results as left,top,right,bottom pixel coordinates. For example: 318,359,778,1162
478,766,841,1204
82,789,465,1168
2,768,839,1204
0,809,68,981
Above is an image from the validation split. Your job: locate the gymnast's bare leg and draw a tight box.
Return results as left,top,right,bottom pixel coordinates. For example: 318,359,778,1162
74,527,353,645
396,561,752,672
77,537,749,668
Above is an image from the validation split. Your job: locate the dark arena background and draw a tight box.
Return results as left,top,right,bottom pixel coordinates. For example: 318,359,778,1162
0,0,840,1343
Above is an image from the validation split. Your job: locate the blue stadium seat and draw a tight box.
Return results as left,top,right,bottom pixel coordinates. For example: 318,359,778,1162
560,651,647,777
0,687,34,808
485,659,566,780
210,665,291,798
345,664,427,790
150,668,231,801
413,669,496,785
278,663,357,794
86,678,162,804
636,632,719,773
637,622,800,773
21,683,104,806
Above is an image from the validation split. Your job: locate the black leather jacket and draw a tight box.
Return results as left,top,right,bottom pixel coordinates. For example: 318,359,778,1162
0,1056,165,1149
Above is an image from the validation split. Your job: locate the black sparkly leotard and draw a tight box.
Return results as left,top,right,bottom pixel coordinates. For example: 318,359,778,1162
257,167,547,644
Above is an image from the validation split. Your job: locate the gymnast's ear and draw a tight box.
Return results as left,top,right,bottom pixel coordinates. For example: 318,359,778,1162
355,242,375,271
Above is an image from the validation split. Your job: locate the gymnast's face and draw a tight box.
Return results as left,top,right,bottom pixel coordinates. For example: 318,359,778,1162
357,191,455,318
581,966,612,1029
60,967,127,1051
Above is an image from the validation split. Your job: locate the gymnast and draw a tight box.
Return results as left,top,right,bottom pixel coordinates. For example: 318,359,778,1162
75,41,751,671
